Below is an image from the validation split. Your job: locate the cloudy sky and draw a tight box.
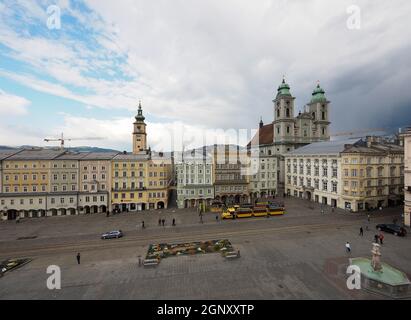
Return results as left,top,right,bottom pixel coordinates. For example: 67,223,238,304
0,0,410,151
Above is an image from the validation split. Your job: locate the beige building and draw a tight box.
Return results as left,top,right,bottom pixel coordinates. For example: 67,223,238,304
111,152,171,211
0,149,64,219
0,149,119,220
285,137,404,212
401,129,411,227
340,137,403,212
78,152,118,213
213,145,249,205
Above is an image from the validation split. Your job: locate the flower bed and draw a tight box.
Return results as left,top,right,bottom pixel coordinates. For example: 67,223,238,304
145,239,234,263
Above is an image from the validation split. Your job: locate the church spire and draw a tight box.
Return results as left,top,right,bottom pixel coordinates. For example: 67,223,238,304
135,100,145,121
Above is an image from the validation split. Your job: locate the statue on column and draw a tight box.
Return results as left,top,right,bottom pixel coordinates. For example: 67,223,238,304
371,243,383,272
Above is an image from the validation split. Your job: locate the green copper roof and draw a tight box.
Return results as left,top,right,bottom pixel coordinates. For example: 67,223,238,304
276,78,292,97
310,83,327,103
135,101,145,121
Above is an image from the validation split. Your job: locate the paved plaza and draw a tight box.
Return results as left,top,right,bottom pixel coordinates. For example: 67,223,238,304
0,197,410,300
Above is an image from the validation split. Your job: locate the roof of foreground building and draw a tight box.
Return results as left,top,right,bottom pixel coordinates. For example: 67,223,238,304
286,138,361,156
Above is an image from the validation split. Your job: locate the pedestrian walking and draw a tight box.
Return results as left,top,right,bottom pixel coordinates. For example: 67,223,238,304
216,215,219,222
379,233,384,245
142,221,145,229
359,227,363,236
367,214,370,222
76,253,81,265
345,242,351,253
138,256,142,267
158,218,161,226
172,218,176,226
162,219,165,227
374,234,379,243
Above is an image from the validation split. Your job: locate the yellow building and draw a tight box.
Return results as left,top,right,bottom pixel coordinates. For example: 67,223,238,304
111,103,171,211
111,153,171,211
340,137,404,211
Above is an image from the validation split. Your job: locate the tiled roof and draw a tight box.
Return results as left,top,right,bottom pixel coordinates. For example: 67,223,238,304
0,150,22,160
81,152,120,160
5,149,65,160
247,123,274,147
113,153,150,160
286,138,361,156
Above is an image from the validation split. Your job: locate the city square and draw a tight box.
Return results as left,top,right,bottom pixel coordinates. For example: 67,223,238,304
0,197,409,300
0,0,411,306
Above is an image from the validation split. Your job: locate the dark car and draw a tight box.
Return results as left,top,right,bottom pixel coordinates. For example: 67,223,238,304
376,224,407,237
101,230,123,239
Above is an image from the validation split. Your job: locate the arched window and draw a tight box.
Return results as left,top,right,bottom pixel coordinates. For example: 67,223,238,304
312,112,316,119
287,126,290,134
277,109,280,118
322,111,325,120
286,108,290,117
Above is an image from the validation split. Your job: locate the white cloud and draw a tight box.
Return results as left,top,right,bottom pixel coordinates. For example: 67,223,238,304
1,0,411,146
0,90,30,116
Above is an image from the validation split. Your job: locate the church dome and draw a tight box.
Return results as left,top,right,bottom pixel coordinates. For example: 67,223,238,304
135,101,145,121
311,83,326,103
276,78,292,97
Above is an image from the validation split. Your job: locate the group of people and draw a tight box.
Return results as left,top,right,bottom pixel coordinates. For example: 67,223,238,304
139,218,176,229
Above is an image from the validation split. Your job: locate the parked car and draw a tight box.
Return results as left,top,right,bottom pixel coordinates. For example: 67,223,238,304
376,224,407,237
101,230,123,239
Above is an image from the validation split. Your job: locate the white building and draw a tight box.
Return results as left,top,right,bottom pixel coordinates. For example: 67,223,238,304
285,137,404,212
176,153,214,209
285,139,355,207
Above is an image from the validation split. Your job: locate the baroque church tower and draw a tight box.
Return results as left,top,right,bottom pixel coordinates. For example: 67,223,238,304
132,101,147,154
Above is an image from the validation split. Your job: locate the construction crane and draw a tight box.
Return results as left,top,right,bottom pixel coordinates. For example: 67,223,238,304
44,133,104,150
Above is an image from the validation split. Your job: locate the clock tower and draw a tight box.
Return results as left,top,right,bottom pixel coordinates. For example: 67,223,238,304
132,101,147,154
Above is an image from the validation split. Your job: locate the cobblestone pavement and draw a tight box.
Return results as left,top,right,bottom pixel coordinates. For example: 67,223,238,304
0,197,409,300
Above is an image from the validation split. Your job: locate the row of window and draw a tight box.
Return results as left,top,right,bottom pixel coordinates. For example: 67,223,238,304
343,157,403,165
179,179,211,185
288,165,338,177
4,164,107,170
215,185,247,192
343,167,402,178
287,176,338,192
253,181,275,189
3,183,105,193
113,192,165,199
114,163,165,168
4,173,108,181
0,195,105,206
178,189,213,195
343,178,402,188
